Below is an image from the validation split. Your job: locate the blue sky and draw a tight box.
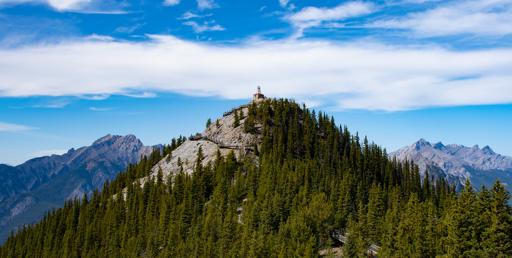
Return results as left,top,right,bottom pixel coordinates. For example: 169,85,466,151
0,0,511,165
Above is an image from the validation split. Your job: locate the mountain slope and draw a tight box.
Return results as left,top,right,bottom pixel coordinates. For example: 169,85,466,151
1,99,510,257
391,139,512,191
149,105,260,180
0,134,155,243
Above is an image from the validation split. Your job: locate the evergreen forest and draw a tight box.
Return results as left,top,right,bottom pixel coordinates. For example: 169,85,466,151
1,99,511,258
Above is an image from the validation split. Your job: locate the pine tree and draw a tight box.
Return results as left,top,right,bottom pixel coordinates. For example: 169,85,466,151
366,184,384,244
481,181,512,257
445,179,479,257
233,110,240,127
343,216,367,258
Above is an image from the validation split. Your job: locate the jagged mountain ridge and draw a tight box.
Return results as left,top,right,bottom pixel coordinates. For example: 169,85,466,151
391,139,512,190
0,134,156,243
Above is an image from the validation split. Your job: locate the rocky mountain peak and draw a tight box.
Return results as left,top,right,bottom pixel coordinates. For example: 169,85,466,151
391,139,512,191
92,134,140,146
93,134,114,145
414,138,431,149
433,141,445,150
87,134,147,159
482,145,495,155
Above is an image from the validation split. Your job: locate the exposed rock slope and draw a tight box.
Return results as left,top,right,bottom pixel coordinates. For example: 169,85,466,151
391,139,512,190
151,105,261,179
0,134,155,243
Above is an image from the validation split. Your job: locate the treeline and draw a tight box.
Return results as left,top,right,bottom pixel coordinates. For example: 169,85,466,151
1,99,510,257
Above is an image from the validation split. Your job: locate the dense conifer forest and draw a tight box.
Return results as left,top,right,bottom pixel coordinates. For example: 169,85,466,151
1,99,511,257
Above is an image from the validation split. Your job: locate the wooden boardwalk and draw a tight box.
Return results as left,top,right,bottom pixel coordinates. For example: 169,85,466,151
331,229,380,257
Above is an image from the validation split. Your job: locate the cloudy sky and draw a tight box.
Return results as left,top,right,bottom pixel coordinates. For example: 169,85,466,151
0,0,511,164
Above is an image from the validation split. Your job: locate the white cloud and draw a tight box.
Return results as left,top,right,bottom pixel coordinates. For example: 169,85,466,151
121,91,157,98
287,2,375,37
289,2,374,23
79,94,110,100
178,11,212,20
46,0,89,10
89,107,113,111
0,35,511,111
278,0,295,10
386,0,441,4
0,0,125,13
115,23,144,34
163,0,180,6
372,0,512,37
196,0,217,10
0,0,89,10
0,122,34,132
183,21,225,33
180,11,200,20
32,99,70,108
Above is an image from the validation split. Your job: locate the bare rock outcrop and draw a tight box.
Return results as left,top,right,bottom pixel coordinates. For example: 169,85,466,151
150,105,261,179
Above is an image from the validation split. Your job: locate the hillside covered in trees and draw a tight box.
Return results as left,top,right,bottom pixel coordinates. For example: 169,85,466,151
1,99,511,257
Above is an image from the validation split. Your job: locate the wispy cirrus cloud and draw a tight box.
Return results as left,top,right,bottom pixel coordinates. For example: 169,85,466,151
0,0,88,11
278,0,294,10
183,20,225,33
178,11,212,20
32,98,71,108
79,94,110,100
196,0,217,10
0,121,34,132
89,106,113,111
163,0,180,7
121,91,157,98
7,98,71,109
371,0,512,37
0,0,127,13
0,35,511,111
286,1,375,38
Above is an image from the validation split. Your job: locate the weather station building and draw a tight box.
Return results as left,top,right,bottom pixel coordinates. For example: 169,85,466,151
252,86,266,103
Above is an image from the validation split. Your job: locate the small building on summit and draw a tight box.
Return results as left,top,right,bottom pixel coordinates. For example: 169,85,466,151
252,86,266,103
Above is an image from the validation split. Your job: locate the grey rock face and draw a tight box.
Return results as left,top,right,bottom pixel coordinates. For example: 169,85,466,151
0,134,155,243
391,139,512,191
150,105,261,180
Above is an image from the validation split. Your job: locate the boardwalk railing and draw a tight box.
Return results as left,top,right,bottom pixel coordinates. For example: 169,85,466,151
331,229,380,256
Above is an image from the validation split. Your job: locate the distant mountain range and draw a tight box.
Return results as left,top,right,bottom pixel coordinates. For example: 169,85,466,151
0,134,157,243
391,139,512,191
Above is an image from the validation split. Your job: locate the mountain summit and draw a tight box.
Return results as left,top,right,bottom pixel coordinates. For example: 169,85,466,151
391,139,512,190
0,134,156,243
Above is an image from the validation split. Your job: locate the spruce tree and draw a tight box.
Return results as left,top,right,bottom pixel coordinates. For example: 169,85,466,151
233,110,240,127
481,181,512,257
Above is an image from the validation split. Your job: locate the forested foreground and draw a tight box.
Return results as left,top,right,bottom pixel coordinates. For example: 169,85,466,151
1,99,511,258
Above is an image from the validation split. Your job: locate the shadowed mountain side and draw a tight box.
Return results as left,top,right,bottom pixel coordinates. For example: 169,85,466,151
0,135,157,243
